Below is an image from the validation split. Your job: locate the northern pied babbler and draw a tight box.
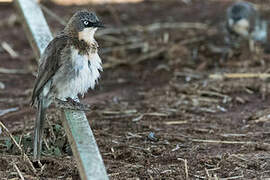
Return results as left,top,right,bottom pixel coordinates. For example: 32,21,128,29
31,10,104,160
225,1,267,51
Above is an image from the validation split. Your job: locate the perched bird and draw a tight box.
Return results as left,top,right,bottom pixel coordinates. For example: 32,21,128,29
31,10,104,160
225,1,267,51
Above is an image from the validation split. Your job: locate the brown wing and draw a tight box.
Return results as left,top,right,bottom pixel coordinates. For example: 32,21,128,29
31,34,69,105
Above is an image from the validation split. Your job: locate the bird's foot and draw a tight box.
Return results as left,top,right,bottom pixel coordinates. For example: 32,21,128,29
55,98,90,111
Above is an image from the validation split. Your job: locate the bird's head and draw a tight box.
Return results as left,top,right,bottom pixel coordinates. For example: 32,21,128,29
65,10,104,44
227,2,255,37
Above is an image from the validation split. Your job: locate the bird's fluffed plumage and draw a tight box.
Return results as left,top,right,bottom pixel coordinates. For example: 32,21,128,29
31,10,103,160
31,35,102,105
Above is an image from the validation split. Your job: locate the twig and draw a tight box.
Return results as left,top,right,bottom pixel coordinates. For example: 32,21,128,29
207,44,232,54
180,36,206,45
193,174,206,179
145,22,208,32
252,114,270,123
184,159,189,180
220,133,247,137
209,73,270,79
164,121,187,125
100,109,137,115
178,158,189,180
220,175,244,180
0,67,30,74
0,122,37,173
101,114,136,119
191,139,270,147
132,114,144,122
40,163,46,174
43,138,50,151
205,168,211,180
230,154,248,162
12,162,25,180
0,107,19,116
144,112,168,117
208,167,221,171
198,90,230,99
1,41,19,58
108,172,122,177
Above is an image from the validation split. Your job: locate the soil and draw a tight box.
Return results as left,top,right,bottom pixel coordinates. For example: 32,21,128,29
1,0,270,179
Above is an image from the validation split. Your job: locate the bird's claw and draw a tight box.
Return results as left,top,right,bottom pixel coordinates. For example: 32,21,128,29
55,98,90,111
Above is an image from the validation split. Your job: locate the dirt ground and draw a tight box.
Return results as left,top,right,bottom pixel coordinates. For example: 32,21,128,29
1,0,270,179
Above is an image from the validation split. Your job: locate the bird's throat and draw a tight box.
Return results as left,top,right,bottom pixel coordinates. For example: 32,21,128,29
78,28,97,45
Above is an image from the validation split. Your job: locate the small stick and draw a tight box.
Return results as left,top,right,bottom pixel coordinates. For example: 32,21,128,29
145,22,208,32
144,112,168,117
220,175,244,180
40,163,46,174
43,137,50,150
209,73,270,79
0,68,29,74
208,167,221,171
1,41,19,58
108,172,122,177
253,115,270,123
180,36,205,45
164,121,187,125
178,158,189,180
132,114,144,122
184,159,189,180
0,122,37,173
191,139,270,147
0,107,19,117
205,168,211,180
12,162,25,180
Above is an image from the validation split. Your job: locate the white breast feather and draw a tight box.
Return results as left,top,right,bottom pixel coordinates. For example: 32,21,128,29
56,47,102,100
233,19,249,37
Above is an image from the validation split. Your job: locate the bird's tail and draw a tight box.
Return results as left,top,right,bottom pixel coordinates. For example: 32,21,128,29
33,98,46,161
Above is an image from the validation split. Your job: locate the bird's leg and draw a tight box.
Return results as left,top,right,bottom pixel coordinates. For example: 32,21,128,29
66,97,91,110
55,98,90,111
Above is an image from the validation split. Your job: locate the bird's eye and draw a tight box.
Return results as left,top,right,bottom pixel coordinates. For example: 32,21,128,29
83,20,89,26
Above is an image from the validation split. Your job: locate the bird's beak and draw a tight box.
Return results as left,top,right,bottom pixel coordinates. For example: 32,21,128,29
94,21,105,28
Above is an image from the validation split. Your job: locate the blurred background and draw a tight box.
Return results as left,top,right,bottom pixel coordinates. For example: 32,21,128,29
1,0,270,179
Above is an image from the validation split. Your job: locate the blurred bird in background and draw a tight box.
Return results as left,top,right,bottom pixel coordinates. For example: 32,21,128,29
31,10,104,160
225,1,267,51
